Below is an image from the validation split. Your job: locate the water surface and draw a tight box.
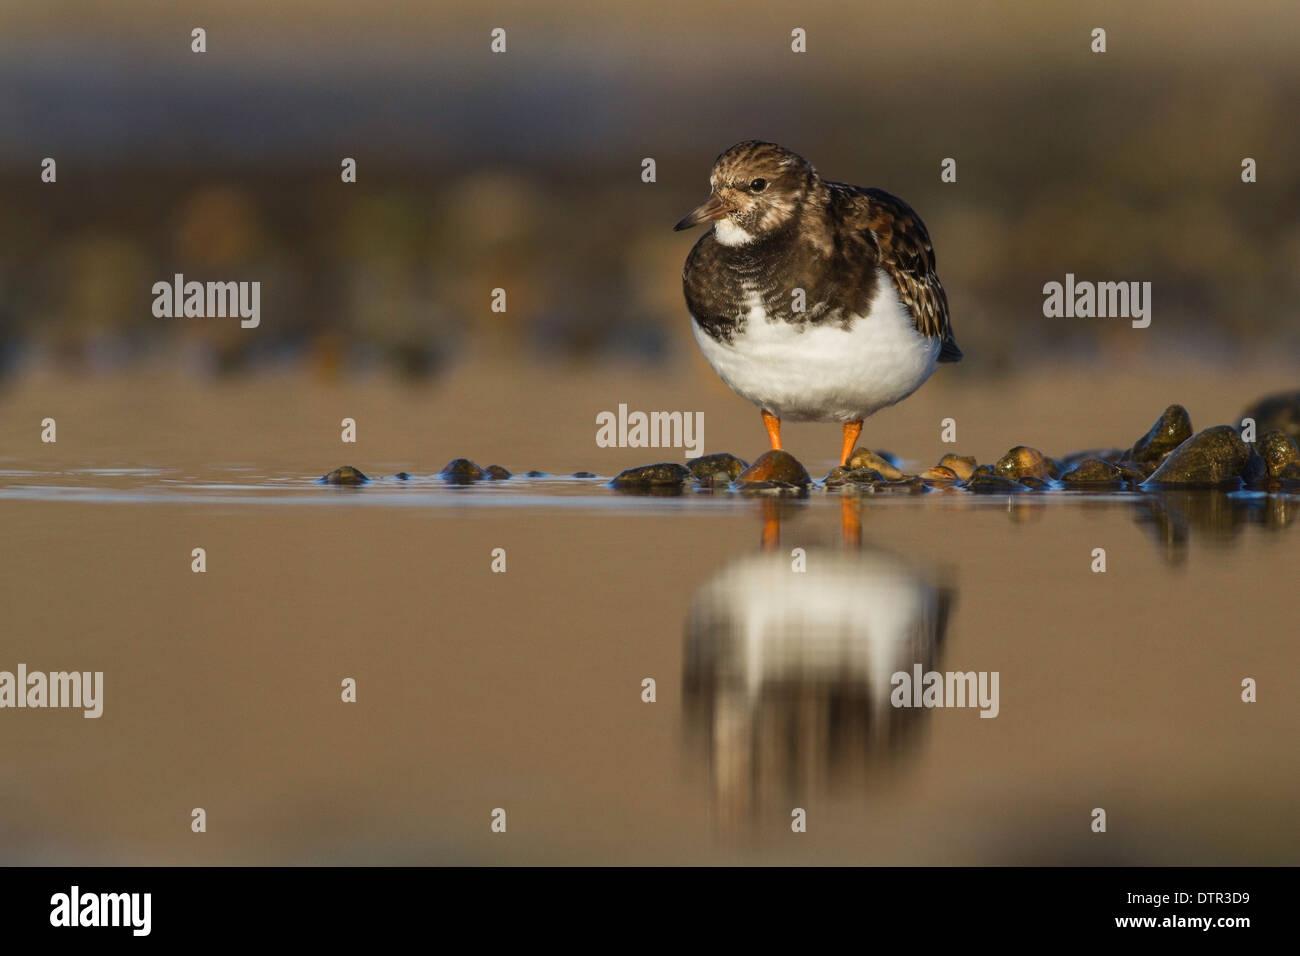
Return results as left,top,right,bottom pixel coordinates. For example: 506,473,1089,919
1,463,1295,864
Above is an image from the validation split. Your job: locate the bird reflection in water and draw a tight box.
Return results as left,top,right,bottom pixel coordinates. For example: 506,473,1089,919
683,497,955,829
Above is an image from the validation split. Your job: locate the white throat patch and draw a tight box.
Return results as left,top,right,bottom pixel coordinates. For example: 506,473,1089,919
712,219,754,247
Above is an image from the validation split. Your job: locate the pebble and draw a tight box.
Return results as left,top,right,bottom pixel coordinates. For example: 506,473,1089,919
919,465,960,482
320,465,368,485
735,450,812,488
845,447,905,481
1062,458,1124,487
440,458,486,482
686,453,749,483
1126,404,1193,465
994,446,1051,480
1143,426,1249,487
609,462,692,487
937,455,977,480
965,473,1028,494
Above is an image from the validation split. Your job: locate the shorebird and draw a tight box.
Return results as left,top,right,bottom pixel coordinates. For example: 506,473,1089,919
675,141,961,466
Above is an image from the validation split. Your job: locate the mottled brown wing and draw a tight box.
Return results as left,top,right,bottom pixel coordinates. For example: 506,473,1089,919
844,185,962,362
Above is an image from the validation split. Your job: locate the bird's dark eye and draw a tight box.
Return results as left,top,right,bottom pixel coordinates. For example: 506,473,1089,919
750,178,767,192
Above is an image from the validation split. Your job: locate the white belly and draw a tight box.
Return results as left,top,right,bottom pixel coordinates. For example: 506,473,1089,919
691,271,941,423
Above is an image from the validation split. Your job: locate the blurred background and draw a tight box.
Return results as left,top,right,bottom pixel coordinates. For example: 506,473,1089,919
1,0,1297,386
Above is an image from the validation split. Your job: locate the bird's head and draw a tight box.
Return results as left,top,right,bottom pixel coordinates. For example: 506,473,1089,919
673,141,817,246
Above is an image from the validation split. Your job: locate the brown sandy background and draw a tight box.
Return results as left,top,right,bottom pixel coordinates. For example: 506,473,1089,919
3,359,1297,476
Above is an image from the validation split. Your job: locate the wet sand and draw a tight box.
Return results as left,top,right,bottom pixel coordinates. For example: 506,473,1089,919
4,354,1298,477
0,362,1297,864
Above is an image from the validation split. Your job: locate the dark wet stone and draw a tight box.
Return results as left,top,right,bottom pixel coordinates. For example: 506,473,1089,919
1246,446,1300,488
937,455,977,480
570,471,597,478
1242,447,1267,486
919,465,960,482
525,470,547,477
484,465,512,479
1127,404,1193,465
1019,476,1051,490
1143,425,1249,487
1058,448,1125,469
735,450,812,487
972,464,995,477
320,465,368,485
845,447,905,480
609,462,691,487
994,446,1051,480
1257,430,1300,477
964,473,1028,494
695,472,734,487
1062,457,1124,487
394,472,411,480
823,465,883,486
1240,390,1300,444
1117,458,1158,482
440,458,485,482
686,453,749,482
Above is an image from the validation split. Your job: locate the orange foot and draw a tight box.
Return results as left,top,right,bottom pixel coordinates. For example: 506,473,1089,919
840,420,863,467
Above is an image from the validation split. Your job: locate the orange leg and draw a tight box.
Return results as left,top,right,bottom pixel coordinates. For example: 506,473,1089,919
840,420,863,467
761,410,782,451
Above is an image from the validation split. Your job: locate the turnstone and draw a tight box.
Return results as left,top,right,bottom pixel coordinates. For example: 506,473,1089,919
675,141,962,466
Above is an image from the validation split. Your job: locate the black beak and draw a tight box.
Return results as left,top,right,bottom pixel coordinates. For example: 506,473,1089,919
673,193,730,231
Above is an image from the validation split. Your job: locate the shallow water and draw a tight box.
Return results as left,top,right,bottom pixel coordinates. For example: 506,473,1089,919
1,462,1296,864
